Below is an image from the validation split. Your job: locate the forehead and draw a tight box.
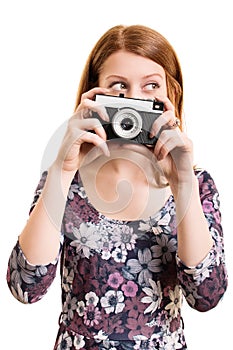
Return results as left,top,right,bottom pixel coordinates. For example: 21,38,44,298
100,50,166,79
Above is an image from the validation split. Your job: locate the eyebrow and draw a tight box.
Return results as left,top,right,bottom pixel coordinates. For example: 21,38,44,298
105,73,164,80
143,73,164,79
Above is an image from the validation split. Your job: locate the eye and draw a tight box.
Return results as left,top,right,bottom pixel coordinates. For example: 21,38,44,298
109,81,127,91
144,82,160,91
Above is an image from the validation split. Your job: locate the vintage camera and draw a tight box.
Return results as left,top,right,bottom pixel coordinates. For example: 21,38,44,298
92,94,164,145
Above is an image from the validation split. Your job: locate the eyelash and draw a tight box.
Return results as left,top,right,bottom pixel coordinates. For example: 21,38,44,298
147,82,160,89
108,81,160,90
109,82,127,90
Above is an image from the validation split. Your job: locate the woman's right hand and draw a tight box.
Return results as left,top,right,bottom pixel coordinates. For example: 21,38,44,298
54,87,110,173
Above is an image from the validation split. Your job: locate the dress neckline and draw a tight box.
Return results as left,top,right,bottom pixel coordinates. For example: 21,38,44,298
75,171,174,225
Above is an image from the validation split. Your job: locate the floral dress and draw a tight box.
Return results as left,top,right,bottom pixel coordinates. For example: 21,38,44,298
7,169,228,350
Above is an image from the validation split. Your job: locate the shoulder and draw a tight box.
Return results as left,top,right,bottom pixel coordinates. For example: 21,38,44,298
194,167,215,183
29,171,48,213
194,167,219,199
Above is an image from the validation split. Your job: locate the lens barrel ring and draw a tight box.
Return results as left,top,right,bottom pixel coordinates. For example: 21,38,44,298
112,108,143,139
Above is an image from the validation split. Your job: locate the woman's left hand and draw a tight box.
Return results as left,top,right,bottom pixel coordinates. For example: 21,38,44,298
150,96,194,186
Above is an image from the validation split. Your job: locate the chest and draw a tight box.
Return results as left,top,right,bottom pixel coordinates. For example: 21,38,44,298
63,179,177,257
79,171,172,221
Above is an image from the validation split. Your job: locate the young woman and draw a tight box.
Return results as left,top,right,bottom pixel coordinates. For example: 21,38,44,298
7,25,228,350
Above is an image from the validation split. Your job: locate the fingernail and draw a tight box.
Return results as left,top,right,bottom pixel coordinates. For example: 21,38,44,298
100,143,110,157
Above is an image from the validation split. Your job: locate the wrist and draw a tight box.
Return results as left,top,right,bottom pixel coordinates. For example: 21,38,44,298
169,171,197,200
48,163,76,196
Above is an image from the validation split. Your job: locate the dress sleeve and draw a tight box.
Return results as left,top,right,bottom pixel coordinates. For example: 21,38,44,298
6,171,63,304
176,170,228,312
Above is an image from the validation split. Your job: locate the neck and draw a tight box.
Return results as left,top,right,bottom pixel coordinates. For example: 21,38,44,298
83,146,157,182
79,147,171,221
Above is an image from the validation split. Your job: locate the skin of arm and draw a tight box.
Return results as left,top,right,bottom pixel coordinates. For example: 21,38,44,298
18,165,75,265
170,173,214,267
18,79,214,269
151,96,214,267
18,87,110,265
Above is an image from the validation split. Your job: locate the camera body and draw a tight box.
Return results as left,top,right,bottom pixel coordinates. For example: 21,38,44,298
93,94,164,145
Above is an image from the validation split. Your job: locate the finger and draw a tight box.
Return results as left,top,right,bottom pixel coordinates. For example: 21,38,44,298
154,137,168,161
69,118,107,141
79,87,110,122
71,118,110,157
154,95,175,113
80,87,110,103
154,129,181,160
150,110,175,137
83,99,110,122
74,98,109,122
79,131,110,157
64,126,109,159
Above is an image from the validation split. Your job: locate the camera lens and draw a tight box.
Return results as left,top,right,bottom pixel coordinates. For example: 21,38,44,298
112,108,142,139
120,118,134,131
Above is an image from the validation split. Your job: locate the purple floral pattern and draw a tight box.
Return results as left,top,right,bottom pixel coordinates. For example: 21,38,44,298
7,169,228,349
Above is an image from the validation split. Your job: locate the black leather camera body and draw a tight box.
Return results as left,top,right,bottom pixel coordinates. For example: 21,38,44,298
92,94,164,145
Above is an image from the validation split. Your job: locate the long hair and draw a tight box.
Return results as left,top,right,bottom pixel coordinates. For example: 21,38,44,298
74,25,184,128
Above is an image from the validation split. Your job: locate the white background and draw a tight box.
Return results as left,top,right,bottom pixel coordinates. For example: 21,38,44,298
0,0,232,349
